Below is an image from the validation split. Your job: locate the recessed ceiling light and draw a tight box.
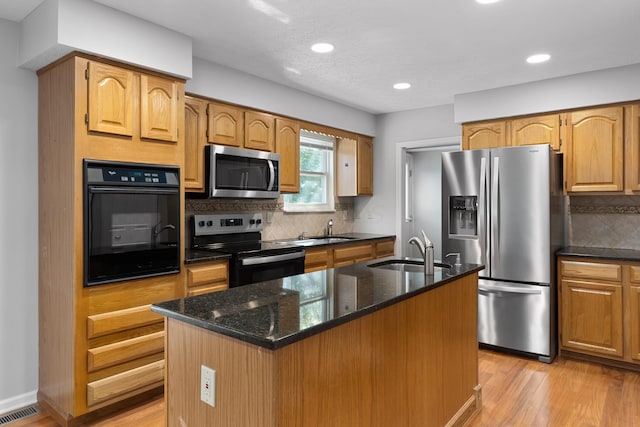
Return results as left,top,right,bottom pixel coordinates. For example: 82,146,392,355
393,83,411,90
311,43,334,53
476,0,500,4
526,53,551,64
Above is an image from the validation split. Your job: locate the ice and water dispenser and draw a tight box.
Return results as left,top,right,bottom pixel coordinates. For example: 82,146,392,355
448,196,477,237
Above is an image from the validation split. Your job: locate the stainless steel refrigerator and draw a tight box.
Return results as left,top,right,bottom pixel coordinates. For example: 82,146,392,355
441,145,564,362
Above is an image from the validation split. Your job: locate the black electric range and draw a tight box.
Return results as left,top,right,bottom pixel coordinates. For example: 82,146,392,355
191,213,305,287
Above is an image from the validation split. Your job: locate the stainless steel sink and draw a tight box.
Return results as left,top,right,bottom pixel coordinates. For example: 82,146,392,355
368,259,451,272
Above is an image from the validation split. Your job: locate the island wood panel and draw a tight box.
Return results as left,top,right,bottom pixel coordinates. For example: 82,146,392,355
164,273,479,427
165,319,276,426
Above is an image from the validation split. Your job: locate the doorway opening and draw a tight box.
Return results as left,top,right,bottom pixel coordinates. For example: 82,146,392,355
394,137,460,260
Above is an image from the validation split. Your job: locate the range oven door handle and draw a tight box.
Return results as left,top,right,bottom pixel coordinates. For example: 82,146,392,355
478,284,542,295
241,250,305,266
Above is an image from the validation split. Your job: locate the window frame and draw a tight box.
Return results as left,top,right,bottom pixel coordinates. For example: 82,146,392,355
283,130,336,213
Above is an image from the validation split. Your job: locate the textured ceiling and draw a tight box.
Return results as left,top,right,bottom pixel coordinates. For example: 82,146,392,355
3,0,640,114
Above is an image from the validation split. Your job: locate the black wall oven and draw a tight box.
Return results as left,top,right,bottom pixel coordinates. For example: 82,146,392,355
84,160,181,286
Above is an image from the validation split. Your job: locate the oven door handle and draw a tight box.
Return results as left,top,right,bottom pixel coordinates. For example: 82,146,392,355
241,251,305,266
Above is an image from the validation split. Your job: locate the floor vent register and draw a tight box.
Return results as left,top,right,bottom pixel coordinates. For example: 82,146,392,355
0,405,40,425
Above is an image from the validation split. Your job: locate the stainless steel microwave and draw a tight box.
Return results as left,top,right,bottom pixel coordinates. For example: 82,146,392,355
204,145,280,199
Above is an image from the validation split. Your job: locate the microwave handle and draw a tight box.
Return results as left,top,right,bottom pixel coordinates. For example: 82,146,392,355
267,160,275,190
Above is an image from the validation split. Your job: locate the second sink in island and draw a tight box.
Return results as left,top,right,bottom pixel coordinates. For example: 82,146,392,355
153,258,483,426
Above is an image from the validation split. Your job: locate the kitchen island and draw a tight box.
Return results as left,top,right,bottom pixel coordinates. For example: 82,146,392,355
152,258,483,426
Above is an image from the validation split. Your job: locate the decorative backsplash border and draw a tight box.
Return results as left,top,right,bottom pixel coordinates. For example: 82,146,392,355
569,195,640,214
186,197,353,214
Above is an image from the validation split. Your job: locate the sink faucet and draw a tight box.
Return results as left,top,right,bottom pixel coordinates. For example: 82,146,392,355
408,230,434,275
298,231,306,239
327,218,333,236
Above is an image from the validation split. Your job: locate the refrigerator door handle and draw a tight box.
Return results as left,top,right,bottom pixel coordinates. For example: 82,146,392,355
478,284,543,295
479,157,487,269
491,156,500,273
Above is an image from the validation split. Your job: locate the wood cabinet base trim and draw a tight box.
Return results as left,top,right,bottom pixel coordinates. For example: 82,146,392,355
560,349,640,372
444,387,481,427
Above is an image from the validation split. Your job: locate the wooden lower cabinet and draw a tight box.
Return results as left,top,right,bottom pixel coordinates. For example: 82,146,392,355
185,259,229,296
559,257,640,367
304,238,395,273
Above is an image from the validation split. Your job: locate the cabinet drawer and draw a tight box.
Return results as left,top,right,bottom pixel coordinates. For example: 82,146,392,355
305,248,330,270
187,283,228,296
187,262,228,287
88,331,165,372
333,244,373,264
375,239,395,258
87,360,164,407
630,266,640,284
560,260,622,282
87,305,163,339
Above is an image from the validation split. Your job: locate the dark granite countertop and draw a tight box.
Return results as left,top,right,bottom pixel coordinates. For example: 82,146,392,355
152,257,483,350
557,246,640,263
184,233,395,264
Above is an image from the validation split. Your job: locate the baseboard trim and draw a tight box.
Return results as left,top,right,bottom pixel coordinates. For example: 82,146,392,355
0,391,37,416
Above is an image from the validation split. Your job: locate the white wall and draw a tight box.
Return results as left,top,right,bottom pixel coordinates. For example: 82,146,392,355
186,58,376,137
19,0,193,78
353,105,461,238
0,18,38,413
454,63,640,123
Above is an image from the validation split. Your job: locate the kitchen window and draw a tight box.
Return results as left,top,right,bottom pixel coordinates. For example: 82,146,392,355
283,130,335,212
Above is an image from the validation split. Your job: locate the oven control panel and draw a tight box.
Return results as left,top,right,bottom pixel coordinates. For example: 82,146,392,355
193,213,264,236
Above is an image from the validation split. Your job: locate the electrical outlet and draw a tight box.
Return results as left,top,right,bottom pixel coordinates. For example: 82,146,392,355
200,365,216,407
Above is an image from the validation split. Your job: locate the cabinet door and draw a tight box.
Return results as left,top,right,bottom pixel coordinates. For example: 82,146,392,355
510,114,561,151
337,137,357,197
207,103,243,147
631,285,640,362
560,279,623,358
184,96,208,192
626,104,640,192
140,75,179,142
566,106,624,192
357,136,373,195
87,61,134,136
462,121,507,150
275,118,300,193
245,111,274,151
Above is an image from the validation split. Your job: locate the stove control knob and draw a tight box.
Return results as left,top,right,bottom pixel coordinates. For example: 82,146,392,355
198,221,205,227
256,219,262,225
206,220,213,227
249,219,255,225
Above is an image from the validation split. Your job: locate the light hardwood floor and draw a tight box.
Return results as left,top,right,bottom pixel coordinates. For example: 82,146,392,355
9,349,640,426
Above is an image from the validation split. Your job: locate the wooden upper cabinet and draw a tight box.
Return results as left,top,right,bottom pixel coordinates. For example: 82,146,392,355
140,75,179,142
626,104,640,192
510,114,561,151
462,121,507,150
207,102,243,147
566,106,624,193
275,118,300,193
357,136,373,195
184,96,207,192
87,61,134,137
245,111,275,151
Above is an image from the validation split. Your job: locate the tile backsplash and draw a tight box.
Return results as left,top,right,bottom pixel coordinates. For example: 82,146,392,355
185,197,355,243
568,196,640,250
